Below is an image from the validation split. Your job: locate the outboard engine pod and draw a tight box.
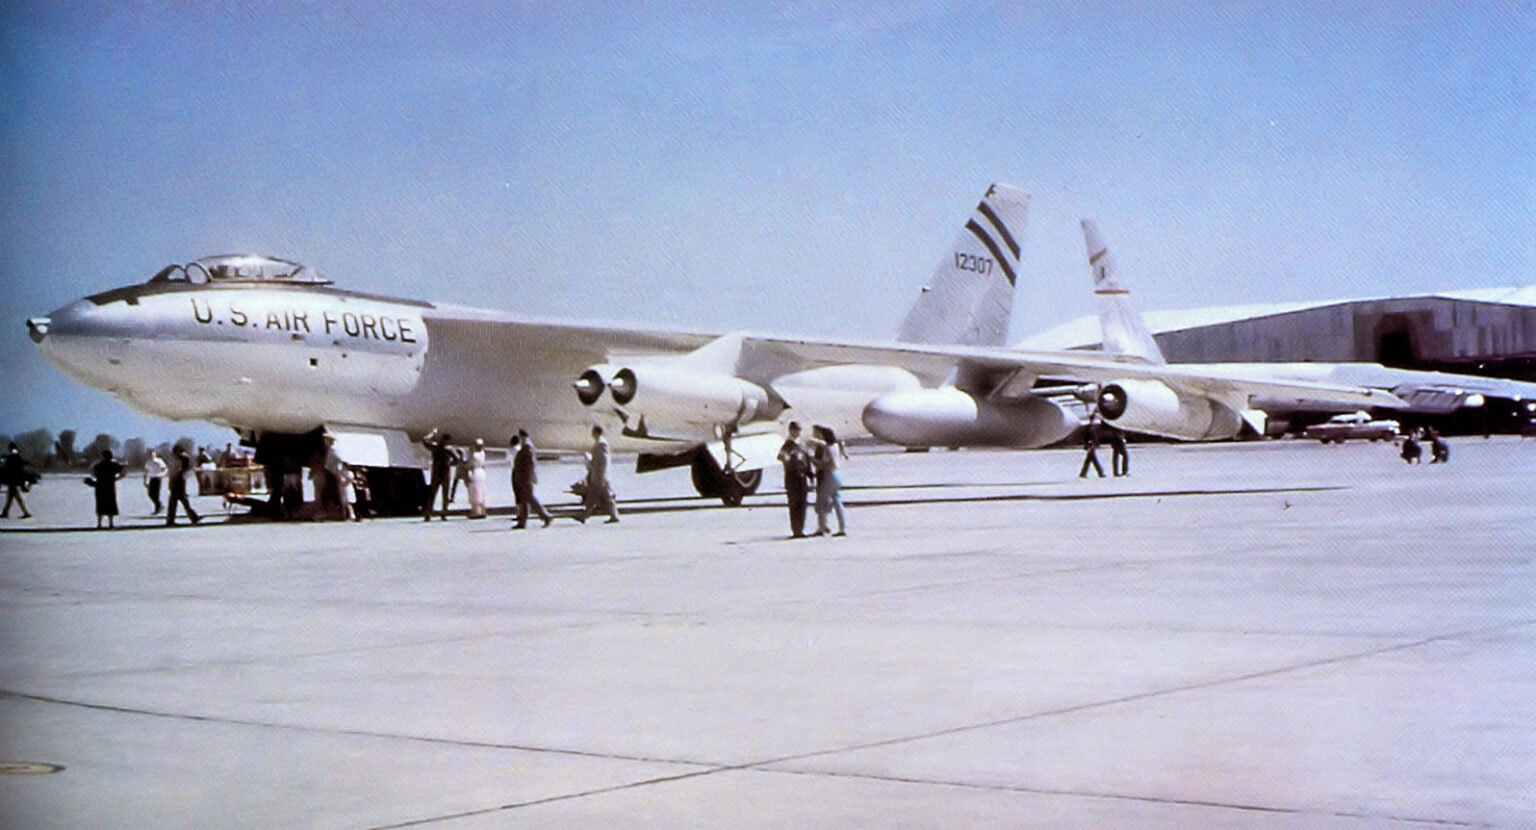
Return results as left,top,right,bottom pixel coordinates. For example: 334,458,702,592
1095,378,1243,441
1098,383,1130,420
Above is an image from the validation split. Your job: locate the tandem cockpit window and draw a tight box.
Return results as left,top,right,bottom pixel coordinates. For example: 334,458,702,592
147,255,332,286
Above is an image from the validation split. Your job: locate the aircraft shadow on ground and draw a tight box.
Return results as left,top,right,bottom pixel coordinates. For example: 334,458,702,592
0,484,1346,533
613,484,1345,516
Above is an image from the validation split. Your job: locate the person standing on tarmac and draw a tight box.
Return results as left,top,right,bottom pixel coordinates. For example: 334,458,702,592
578,425,620,524
2,442,35,520
510,431,553,529
777,422,812,538
466,438,489,519
809,425,848,537
90,449,127,529
194,446,216,496
450,451,472,505
1427,428,1451,464
1079,417,1106,479
422,430,457,521
143,449,168,514
333,464,355,522
1109,426,1129,477
320,433,351,519
165,446,201,526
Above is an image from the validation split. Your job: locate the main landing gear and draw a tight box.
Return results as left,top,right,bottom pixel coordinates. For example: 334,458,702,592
689,451,763,507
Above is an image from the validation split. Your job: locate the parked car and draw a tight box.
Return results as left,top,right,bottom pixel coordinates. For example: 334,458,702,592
1303,411,1400,444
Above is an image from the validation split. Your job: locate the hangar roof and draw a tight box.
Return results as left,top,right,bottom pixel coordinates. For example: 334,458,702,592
1018,285,1536,351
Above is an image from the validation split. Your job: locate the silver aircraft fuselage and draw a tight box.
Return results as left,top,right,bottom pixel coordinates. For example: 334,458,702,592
31,249,1401,464
27,266,888,453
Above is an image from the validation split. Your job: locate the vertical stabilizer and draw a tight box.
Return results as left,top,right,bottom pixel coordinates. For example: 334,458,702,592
897,183,1029,347
1082,219,1165,365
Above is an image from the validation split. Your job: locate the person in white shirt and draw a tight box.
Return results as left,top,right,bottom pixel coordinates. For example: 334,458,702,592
143,449,169,515
578,425,619,524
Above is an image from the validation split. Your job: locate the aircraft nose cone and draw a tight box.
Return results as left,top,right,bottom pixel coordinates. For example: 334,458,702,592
27,316,50,344
30,299,125,388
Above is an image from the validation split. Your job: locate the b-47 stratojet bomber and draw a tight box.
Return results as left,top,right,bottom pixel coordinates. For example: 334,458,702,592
28,184,1401,514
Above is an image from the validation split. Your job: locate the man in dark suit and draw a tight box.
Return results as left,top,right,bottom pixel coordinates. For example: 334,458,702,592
777,422,812,538
510,430,553,529
1109,426,1130,477
165,447,201,526
1,443,35,520
422,430,457,521
1079,417,1106,479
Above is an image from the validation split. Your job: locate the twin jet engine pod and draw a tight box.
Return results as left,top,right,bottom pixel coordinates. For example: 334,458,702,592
1096,379,1244,440
574,363,780,427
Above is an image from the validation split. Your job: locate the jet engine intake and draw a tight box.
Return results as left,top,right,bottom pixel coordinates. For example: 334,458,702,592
574,366,613,406
574,363,781,434
1096,379,1243,440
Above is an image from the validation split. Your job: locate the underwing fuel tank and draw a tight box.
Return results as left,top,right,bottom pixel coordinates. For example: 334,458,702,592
862,387,1078,448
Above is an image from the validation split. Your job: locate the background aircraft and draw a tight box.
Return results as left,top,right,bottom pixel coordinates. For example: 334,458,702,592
1077,218,1536,434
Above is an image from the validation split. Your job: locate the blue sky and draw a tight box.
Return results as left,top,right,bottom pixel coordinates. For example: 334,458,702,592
2,1,1532,443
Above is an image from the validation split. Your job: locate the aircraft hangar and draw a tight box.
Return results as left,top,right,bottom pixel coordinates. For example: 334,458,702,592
1022,285,1536,432
1027,285,1536,378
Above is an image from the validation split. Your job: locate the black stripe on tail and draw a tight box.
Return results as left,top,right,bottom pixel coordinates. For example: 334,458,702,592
966,219,1017,286
976,201,1021,259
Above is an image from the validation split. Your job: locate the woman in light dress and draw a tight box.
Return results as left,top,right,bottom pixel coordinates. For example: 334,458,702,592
809,425,848,536
466,438,490,518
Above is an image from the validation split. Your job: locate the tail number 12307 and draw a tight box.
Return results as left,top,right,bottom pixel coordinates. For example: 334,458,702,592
954,253,993,275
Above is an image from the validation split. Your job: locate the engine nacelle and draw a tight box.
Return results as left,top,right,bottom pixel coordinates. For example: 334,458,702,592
1097,379,1244,440
862,387,1078,448
575,363,781,434
574,365,617,406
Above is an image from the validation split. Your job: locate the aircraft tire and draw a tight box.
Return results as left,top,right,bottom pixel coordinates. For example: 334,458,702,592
729,468,762,499
691,453,762,506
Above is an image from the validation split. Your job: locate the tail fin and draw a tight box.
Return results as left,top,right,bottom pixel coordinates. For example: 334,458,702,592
1081,219,1165,365
896,183,1029,347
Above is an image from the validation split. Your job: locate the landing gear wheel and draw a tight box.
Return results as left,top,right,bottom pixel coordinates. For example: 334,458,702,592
691,453,762,506
723,467,762,506
722,476,744,507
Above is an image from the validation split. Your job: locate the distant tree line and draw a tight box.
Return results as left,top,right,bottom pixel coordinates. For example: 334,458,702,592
0,428,199,471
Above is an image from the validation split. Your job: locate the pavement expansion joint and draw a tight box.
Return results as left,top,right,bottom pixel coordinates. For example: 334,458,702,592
738,616,1536,771
0,688,720,769
351,615,1536,827
755,767,1485,827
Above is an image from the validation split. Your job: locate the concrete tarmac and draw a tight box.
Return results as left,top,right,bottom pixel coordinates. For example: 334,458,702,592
2,438,1533,828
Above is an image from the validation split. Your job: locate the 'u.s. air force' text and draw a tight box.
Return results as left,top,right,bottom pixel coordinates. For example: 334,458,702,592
189,299,417,343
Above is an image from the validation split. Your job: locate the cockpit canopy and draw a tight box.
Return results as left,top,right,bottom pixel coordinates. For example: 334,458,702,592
148,254,331,286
